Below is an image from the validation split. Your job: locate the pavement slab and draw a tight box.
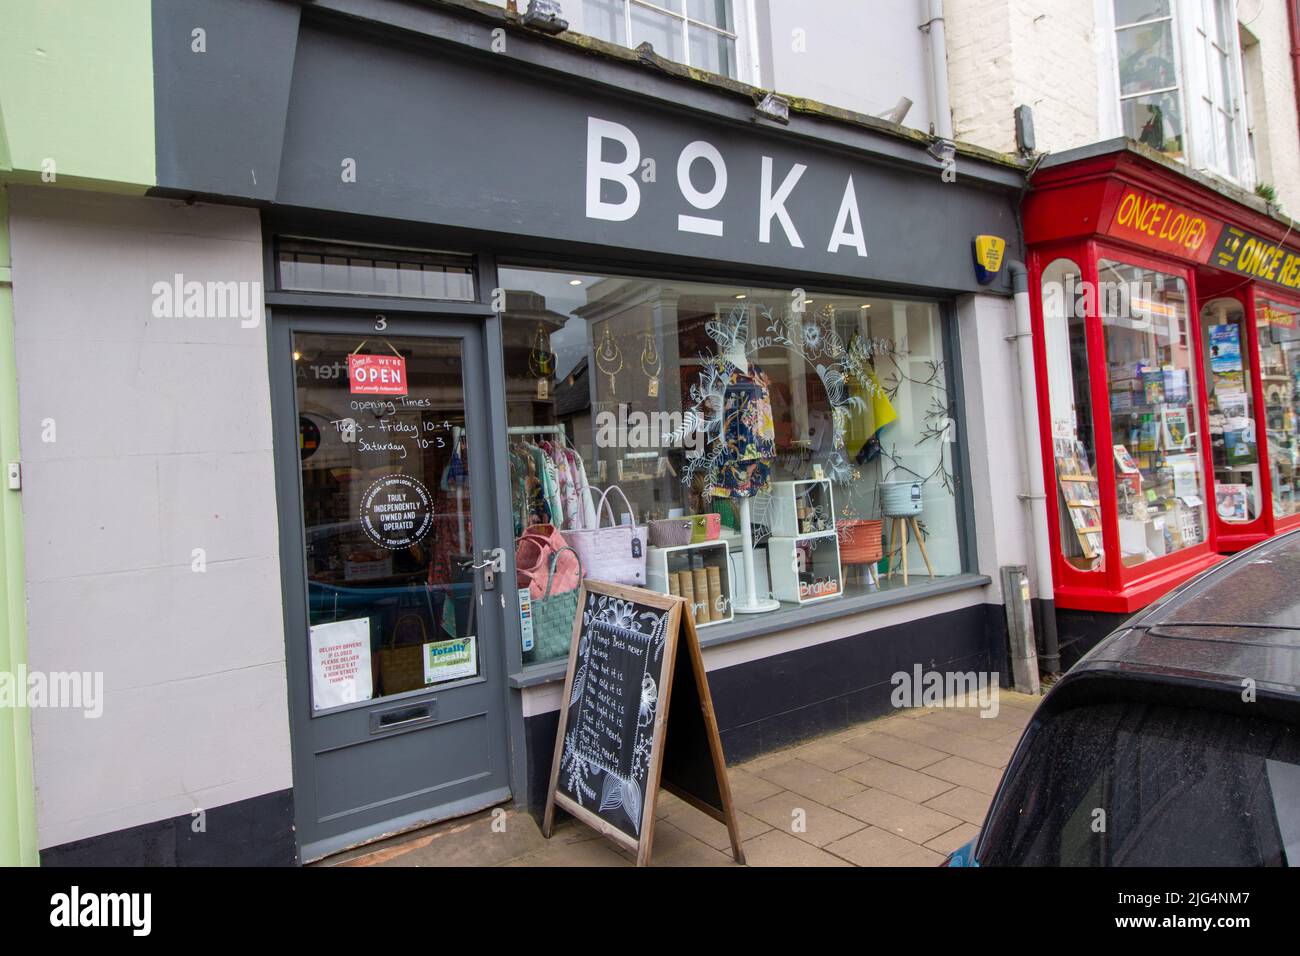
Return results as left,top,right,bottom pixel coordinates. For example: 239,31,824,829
317,689,1040,868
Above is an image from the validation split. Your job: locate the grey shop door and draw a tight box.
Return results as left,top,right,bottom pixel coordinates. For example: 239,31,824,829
272,314,511,862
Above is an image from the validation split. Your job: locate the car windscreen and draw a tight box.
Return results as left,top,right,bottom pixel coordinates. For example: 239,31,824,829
978,701,1300,866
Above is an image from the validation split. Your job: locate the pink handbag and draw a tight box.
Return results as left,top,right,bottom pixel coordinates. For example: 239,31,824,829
561,486,648,587
515,524,580,600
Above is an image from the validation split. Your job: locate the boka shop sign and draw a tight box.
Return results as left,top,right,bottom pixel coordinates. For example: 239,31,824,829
349,353,408,395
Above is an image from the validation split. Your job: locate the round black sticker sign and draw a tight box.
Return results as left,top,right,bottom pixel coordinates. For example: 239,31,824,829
359,474,434,550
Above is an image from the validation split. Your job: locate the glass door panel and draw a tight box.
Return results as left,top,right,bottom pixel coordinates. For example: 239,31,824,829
1256,297,1300,520
1099,258,1208,566
294,333,477,709
1201,297,1262,525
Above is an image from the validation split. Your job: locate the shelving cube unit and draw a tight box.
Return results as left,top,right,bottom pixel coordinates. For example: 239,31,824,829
646,540,734,627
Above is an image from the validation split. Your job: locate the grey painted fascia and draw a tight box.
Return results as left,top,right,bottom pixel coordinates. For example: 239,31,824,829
153,0,303,200
507,573,994,689
307,0,1026,190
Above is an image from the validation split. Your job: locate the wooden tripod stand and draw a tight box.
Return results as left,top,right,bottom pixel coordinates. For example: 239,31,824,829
885,514,935,586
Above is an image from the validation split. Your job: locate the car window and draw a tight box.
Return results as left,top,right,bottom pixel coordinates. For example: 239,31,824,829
979,702,1300,866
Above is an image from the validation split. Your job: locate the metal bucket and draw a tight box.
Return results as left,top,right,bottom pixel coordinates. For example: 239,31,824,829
881,480,923,516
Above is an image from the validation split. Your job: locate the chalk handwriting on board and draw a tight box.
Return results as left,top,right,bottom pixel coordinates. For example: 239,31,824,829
557,593,669,836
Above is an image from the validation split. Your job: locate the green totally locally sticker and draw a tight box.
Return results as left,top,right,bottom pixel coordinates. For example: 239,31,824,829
423,636,477,684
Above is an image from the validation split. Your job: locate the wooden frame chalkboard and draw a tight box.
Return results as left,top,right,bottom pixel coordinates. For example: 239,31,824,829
542,580,745,866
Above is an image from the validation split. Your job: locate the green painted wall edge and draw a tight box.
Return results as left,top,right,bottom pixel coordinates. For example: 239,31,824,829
0,190,37,867
0,0,155,191
0,0,155,864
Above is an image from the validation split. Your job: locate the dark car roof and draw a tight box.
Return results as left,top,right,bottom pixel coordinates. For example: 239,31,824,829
1069,530,1300,698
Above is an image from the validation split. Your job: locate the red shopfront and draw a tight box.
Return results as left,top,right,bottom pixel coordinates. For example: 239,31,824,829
1025,144,1300,620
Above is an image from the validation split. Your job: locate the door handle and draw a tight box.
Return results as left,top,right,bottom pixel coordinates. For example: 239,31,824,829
459,552,497,591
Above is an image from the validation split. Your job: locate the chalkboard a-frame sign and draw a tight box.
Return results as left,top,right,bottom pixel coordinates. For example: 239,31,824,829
542,580,746,866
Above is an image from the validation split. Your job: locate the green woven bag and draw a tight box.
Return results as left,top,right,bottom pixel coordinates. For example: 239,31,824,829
523,545,583,665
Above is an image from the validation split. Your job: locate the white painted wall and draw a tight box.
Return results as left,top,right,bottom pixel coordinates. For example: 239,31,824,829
7,189,291,849
956,292,1033,603
758,0,935,132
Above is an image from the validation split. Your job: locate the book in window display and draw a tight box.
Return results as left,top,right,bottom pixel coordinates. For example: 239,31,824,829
1055,438,1103,563
1160,404,1190,450
1216,483,1250,522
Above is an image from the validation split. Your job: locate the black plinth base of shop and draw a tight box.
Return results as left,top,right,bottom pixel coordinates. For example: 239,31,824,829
39,789,298,867
1053,608,1131,671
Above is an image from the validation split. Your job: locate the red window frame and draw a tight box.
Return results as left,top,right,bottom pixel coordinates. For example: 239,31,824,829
1029,239,1224,613
1195,280,1272,548
1250,285,1300,535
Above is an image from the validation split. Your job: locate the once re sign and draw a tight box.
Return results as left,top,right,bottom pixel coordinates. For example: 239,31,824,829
349,354,408,396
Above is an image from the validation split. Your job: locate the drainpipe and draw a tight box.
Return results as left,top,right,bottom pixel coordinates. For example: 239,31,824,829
921,0,954,140
1289,0,1300,142
1006,259,1061,675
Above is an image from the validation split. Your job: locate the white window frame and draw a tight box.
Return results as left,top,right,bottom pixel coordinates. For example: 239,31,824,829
563,0,759,84
1186,0,1253,185
1098,0,1254,188
1109,1,1187,160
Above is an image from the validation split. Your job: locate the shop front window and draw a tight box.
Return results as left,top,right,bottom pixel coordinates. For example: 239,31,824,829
1255,296,1300,518
1041,258,1103,571
1099,258,1207,566
499,267,963,666
1201,297,1261,524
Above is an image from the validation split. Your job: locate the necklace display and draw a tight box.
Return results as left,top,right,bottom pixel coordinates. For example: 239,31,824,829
595,324,624,395
639,331,661,397
528,323,553,399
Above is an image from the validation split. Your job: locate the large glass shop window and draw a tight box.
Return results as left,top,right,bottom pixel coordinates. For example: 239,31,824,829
1041,258,1103,571
295,334,478,709
1255,296,1300,520
1201,297,1261,524
1099,259,1208,566
498,267,962,666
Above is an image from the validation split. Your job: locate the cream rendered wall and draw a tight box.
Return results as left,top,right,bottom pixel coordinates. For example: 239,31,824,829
7,189,291,849
945,0,1016,152
946,0,1100,155
1237,0,1300,212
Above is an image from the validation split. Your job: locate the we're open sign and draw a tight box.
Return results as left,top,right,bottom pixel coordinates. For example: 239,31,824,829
349,353,408,396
